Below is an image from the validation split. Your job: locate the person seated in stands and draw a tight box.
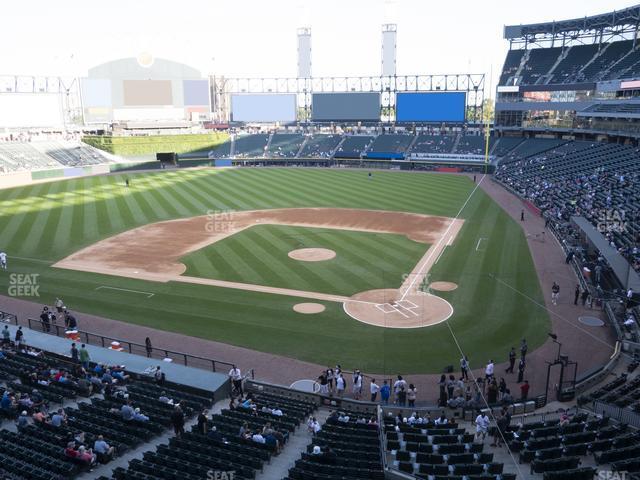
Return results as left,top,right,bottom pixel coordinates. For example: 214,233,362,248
196,409,209,435
32,408,46,424
501,389,514,405
1,391,17,416
325,410,338,425
309,417,321,434
120,400,135,421
16,410,30,431
93,435,115,463
240,396,256,413
251,431,266,444
75,446,96,466
132,407,149,422
239,421,249,438
158,391,173,404
93,364,104,376
261,422,282,453
30,389,44,410
110,366,130,382
88,374,103,393
18,393,33,410
76,375,92,396
434,413,448,425
447,392,466,409
310,445,322,460
101,369,115,384
368,417,378,427
271,407,283,417
74,431,86,447
337,412,350,423
356,417,367,424
260,405,272,414
51,408,67,427
153,366,165,385
112,386,129,400
395,411,403,425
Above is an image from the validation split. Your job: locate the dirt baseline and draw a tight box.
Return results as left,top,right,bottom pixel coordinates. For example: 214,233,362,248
54,208,463,329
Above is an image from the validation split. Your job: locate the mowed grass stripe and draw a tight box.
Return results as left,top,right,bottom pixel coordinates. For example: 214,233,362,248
19,180,63,255
257,226,351,293
9,183,54,256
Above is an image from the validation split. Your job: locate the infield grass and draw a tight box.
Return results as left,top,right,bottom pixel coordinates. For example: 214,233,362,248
182,225,429,296
0,168,549,373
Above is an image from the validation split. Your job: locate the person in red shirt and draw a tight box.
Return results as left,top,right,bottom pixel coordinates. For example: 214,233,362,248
520,380,530,400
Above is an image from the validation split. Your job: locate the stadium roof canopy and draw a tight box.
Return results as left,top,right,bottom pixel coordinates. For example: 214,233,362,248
504,4,640,42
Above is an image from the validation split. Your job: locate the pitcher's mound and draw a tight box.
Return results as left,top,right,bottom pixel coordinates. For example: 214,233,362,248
293,303,326,314
288,248,336,262
343,289,453,328
429,281,458,292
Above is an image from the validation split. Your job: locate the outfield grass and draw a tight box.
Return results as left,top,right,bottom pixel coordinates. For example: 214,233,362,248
182,224,428,296
0,168,550,373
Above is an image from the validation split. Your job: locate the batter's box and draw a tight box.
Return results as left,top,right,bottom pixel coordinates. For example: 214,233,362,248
375,303,397,314
395,300,418,309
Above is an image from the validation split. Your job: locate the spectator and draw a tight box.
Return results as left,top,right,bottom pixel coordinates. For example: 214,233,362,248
40,306,51,332
407,384,417,407
16,410,30,431
229,366,243,395
336,373,345,397
94,435,115,463
133,407,149,422
79,344,90,369
145,337,153,358
352,370,363,400
197,409,209,435
520,380,530,400
158,391,173,404
369,378,379,402
120,401,135,421
502,389,514,405
485,360,495,381
380,380,390,405
474,410,490,442
154,366,165,385
70,343,79,363
460,355,469,380
171,405,185,437
2,325,10,345
51,408,67,427
14,327,24,348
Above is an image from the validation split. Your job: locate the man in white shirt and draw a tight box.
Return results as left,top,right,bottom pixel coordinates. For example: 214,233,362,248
252,432,266,444
475,411,490,441
0,251,6,270
393,375,407,395
336,374,345,397
352,370,363,400
485,360,494,381
272,408,283,416
229,366,243,395
370,379,380,402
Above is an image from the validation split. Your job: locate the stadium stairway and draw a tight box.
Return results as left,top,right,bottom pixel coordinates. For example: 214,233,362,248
255,407,332,480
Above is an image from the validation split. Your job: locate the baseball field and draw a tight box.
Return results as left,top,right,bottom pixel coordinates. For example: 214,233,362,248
0,168,549,373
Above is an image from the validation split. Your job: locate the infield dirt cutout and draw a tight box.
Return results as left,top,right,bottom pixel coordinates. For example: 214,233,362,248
55,208,463,329
293,303,326,314
288,248,336,262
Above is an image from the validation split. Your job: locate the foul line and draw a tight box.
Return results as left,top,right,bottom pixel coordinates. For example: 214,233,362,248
400,174,486,301
95,286,155,298
490,273,620,355
475,237,487,252
10,255,53,265
434,246,447,265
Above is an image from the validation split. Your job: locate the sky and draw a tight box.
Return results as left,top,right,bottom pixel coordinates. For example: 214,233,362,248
0,0,635,93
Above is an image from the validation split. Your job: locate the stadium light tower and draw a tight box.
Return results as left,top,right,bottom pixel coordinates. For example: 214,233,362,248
381,24,397,77
297,27,312,78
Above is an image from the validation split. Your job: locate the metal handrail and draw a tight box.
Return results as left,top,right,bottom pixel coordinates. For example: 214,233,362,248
25,317,237,374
